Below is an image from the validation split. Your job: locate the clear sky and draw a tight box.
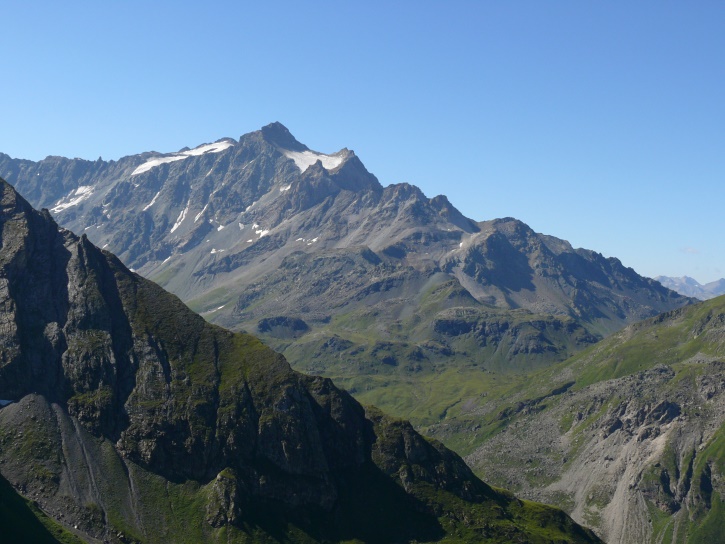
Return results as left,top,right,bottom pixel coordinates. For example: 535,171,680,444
2,2,723,283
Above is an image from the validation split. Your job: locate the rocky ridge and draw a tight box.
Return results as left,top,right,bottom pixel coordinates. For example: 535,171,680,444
0,178,600,543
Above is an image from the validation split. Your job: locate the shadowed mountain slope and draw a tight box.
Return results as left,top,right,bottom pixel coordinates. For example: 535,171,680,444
0,178,600,543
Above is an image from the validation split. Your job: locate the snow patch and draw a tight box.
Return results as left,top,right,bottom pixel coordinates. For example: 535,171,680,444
238,223,245,230
162,256,172,263
143,191,161,211
280,149,345,173
170,202,189,233
246,239,253,243
51,185,94,213
217,224,225,231
131,155,187,176
182,141,234,157
210,248,225,254
131,140,234,176
280,184,292,192
194,203,209,223
201,305,226,316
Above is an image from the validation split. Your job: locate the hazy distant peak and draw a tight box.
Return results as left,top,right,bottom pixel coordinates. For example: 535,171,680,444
655,275,725,300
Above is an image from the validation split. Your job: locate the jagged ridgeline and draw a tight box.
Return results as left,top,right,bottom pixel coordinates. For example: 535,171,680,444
0,180,600,542
459,294,725,544
0,123,691,432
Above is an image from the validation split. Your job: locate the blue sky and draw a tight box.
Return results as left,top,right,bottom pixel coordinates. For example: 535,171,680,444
2,2,723,282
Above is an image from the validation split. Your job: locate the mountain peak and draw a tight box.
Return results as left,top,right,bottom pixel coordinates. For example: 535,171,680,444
655,275,725,300
0,178,33,218
260,121,307,152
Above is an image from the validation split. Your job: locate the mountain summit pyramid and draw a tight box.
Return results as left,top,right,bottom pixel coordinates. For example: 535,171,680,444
0,177,601,542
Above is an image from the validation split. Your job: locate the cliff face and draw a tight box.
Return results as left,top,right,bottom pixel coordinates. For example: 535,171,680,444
0,178,600,543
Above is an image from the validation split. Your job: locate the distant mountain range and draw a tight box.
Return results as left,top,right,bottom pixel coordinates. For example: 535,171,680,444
0,123,690,338
656,275,725,300
0,122,692,428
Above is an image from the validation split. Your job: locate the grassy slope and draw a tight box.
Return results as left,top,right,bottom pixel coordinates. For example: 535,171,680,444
450,295,725,542
256,278,597,434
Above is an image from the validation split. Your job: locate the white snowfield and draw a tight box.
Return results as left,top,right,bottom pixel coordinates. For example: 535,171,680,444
51,185,94,213
280,148,345,173
194,203,209,223
132,140,234,176
143,191,161,211
170,202,189,233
